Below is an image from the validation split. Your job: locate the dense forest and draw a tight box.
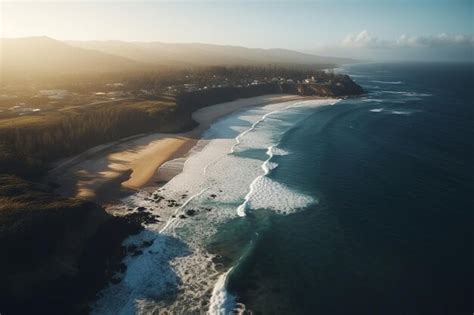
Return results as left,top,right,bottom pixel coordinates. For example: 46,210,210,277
0,99,184,177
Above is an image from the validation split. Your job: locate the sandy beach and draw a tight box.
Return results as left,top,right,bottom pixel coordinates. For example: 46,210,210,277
48,94,307,202
90,96,341,314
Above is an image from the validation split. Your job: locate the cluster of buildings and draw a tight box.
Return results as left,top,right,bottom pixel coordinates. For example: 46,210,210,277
163,75,333,94
0,71,341,118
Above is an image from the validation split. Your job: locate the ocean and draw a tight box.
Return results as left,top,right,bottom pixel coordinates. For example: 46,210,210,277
93,63,473,315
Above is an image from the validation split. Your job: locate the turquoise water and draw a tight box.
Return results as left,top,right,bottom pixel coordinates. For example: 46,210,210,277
209,63,473,314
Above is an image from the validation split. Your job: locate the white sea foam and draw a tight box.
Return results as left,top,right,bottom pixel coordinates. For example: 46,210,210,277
228,99,328,153
370,108,416,115
270,147,289,156
381,90,408,94
404,92,432,97
363,98,384,103
390,110,412,115
370,108,384,112
208,268,235,315
92,97,340,314
230,109,278,153
372,80,403,84
247,176,315,214
381,90,432,97
236,145,314,216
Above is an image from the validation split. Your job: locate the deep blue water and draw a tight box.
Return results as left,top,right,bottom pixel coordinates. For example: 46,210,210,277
211,63,473,314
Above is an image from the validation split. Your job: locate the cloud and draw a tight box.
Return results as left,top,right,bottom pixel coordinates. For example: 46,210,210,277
310,30,474,62
342,30,385,48
395,33,474,48
342,30,474,49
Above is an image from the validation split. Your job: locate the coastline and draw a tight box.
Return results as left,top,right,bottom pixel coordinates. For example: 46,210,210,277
48,94,309,203
90,96,341,314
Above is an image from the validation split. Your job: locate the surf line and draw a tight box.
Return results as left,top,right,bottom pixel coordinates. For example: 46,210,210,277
233,102,305,216
236,145,279,217
230,101,303,154
205,101,299,175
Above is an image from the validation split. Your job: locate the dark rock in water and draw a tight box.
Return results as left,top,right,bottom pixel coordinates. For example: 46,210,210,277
118,262,127,273
153,195,164,203
124,212,159,225
130,249,143,257
127,244,138,252
179,215,187,219
167,199,180,207
186,209,197,216
136,206,147,212
142,240,154,247
110,277,121,284
128,242,153,257
123,244,142,258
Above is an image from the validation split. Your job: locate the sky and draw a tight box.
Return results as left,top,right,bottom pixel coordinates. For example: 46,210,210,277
1,0,473,61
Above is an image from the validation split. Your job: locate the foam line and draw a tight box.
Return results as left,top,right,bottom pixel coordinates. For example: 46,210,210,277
207,268,235,315
230,110,278,153
230,101,306,153
236,145,276,216
372,80,403,84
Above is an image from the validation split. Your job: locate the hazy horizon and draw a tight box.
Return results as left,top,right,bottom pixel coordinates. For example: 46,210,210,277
2,0,473,62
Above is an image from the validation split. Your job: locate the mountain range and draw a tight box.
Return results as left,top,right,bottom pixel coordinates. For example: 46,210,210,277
0,37,353,78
